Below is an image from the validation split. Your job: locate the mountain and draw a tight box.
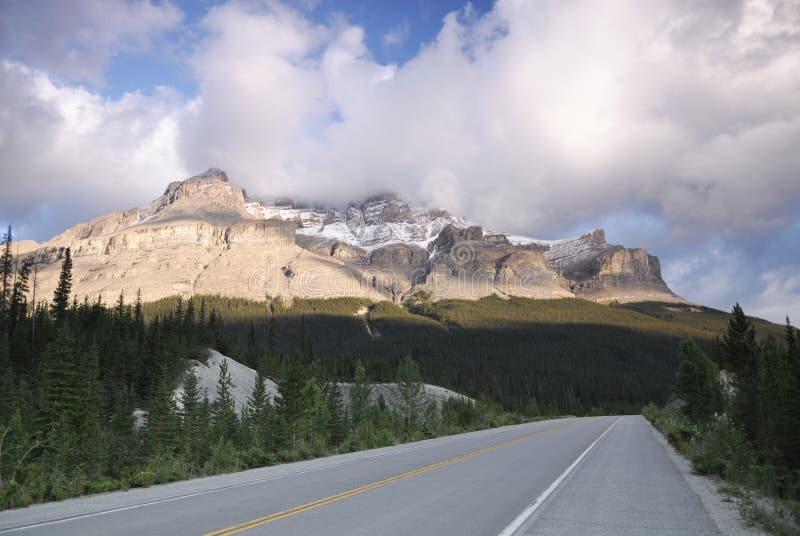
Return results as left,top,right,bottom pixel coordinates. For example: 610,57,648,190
16,169,684,305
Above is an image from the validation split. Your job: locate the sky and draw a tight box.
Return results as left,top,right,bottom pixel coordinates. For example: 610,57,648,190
0,0,799,323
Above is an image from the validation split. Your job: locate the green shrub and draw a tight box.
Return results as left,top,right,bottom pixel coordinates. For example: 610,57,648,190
206,441,241,474
689,417,753,480
241,447,277,469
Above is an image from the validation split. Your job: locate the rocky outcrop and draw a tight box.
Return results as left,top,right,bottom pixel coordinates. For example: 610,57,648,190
173,350,470,418
565,247,676,303
518,229,683,303
369,244,429,268
17,169,683,306
420,226,573,300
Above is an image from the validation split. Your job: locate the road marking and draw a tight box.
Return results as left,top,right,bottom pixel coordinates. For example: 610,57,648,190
496,416,622,536
204,420,584,536
0,422,532,534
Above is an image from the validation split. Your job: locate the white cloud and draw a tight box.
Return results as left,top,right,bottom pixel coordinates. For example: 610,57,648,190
0,61,187,236
749,270,800,323
167,0,800,240
0,0,183,85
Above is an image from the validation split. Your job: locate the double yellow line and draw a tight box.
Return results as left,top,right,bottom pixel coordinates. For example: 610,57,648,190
204,420,578,536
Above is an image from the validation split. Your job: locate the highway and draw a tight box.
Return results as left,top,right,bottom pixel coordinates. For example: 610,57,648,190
0,416,722,535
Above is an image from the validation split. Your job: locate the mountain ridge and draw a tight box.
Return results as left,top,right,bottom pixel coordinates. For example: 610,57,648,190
14,169,684,305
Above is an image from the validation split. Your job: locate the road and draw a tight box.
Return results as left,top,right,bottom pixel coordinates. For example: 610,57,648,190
0,416,722,535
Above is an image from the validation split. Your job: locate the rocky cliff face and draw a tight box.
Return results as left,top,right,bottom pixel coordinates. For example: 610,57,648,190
18,169,683,305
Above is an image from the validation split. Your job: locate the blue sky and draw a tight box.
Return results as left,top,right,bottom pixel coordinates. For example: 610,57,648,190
94,0,496,99
1,0,799,323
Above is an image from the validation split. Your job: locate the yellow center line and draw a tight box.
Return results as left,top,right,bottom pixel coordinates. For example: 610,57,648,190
203,419,583,536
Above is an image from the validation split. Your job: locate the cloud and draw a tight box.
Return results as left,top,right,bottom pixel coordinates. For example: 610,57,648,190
0,0,183,85
749,270,800,323
1,0,799,321
0,61,187,238
383,21,409,47
171,0,800,239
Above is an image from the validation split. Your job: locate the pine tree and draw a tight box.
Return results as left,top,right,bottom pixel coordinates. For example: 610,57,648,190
721,304,759,441
674,339,722,423
36,325,84,471
276,352,309,449
179,370,203,464
756,336,793,461
303,379,323,446
324,382,346,447
75,343,106,477
397,356,425,433
247,369,273,452
51,248,73,323
0,225,13,324
9,260,31,334
37,326,82,433
145,370,178,455
212,358,239,445
349,360,371,432
107,386,137,478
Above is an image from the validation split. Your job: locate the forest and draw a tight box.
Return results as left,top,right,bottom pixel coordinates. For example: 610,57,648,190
0,236,498,509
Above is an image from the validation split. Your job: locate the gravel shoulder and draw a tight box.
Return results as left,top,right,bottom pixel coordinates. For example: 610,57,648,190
648,421,767,536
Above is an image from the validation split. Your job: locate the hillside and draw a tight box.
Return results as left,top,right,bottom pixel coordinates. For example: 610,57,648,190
173,349,469,415
142,295,780,414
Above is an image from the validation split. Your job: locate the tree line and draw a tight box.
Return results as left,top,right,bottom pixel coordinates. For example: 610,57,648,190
0,227,490,509
649,303,800,523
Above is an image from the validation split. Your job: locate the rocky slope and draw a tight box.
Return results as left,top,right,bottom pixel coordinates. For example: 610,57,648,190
17,169,684,305
173,350,469,416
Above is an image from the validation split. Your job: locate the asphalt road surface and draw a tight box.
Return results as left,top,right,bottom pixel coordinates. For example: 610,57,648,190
0,416,722,535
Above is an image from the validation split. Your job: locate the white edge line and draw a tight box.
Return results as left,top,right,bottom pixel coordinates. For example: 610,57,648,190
0,419,568,533
496,416,622,536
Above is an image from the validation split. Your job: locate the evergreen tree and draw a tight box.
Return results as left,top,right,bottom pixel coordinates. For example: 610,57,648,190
51,248,73,323
303,379,323,446
179,369,204,464
8,260,31,335
721,304,759,441
145,370,178,455
247,369,274,452
397,356,425,433
674,339,722,423
349,360,371,432
756,336,793,462
36,326,82,435
75,343,106,477
212,358,239,445
0,225,13,323
107,386,137,478
324,382,346,447
276,352,309,449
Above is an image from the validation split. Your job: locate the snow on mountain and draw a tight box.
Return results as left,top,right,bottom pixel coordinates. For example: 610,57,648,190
506,229,611,272
245,194,469,252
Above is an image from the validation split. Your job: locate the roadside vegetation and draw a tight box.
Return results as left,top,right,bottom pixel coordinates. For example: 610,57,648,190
643,305,800,535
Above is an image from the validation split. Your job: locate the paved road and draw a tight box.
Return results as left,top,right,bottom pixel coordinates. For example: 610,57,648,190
0,416,721,535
